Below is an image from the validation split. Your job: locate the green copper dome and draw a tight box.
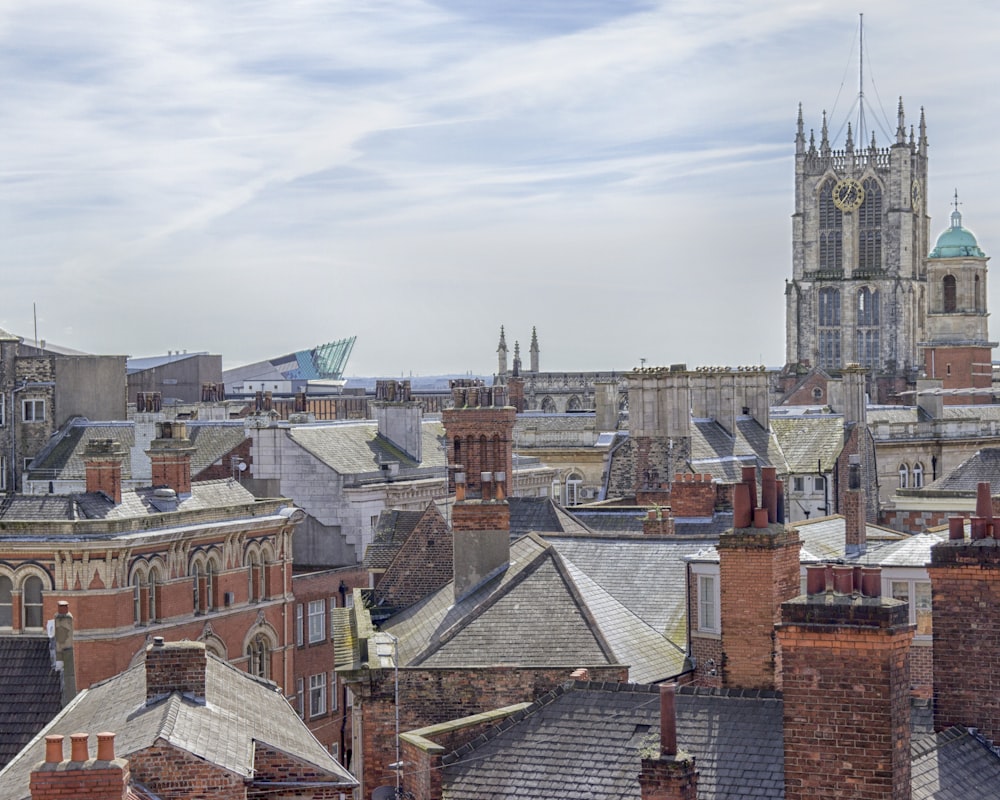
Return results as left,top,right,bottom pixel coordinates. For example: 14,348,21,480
930,208,985,258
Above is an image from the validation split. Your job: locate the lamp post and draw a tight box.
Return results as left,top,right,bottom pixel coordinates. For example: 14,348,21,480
9,381,55,493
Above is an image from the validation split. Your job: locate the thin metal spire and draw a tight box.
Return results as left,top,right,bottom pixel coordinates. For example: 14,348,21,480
857,13,868,147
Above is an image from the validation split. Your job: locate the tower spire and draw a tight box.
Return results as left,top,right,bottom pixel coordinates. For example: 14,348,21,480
896,97,906,143
796,103,805,154
919,106,928,155
820,110,830,157
497,325,508,379
529,327,539,373
856,13,867,146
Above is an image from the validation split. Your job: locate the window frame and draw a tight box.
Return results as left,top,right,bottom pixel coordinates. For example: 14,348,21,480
21,398,45,423
696,572,719,634
307,599,326,644
309,673,327,718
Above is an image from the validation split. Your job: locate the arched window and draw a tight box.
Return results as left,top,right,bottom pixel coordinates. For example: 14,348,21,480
566,395,582,412
818,178,843,272
148,568,159,623
248,552,261,603
540,396,556,414
192,563,204,615
23,575,43,629
565,472,584,506
0,576,12,628
206,562,217,612
913,463,924,489
856,288,880,368
975,275,982,312
247,633,270,680
858,178,883,271
817,288,841,369
133,571,144,625
943,275,957,313
899,464,909,489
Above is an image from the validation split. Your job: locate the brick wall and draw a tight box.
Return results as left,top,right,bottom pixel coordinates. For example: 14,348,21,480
442,402,515,499
639,754,699,800
669,474,716,517
248,742,349,798
128,743,244,799
929,538,1000,741
145,640,207,699
718,524,801,690
194,437,252,482
777,595,913,800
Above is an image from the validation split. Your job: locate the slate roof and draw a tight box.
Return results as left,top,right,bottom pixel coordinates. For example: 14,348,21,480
287,419,445,475
0,638,63,770
922,448,1000,493
363,509,426,569
26,420,249,481
437,682,785,800
689,418,786,482
793,516,909,563
567,508,734,537
436,683,1000,799
381,534,687,683
0,652,356,799
0,479,262,525
543,535,708,647
770,414,845,473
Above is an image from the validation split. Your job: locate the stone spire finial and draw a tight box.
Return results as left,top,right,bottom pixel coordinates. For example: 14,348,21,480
820,110,830,157
529,327,539,373
919,106,928,154
896,96,906,143
796,103,805,154
845,121,854,154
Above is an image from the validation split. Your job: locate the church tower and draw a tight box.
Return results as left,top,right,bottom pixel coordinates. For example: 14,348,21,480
920,195,995,403
785,98,930,402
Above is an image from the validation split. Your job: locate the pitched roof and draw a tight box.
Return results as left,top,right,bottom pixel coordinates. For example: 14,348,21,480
0,638,63,770
363,509,427,569
26,420,249,481
438,682,785,800
0,653,355,799
689,418,785,481
770,414,845,473
436,684,1000,799
380,534,687,683
0,479,260,524
287,419,445,474
923,448,1000,493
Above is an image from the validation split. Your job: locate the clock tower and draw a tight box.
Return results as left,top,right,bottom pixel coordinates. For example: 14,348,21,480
784,99,930,402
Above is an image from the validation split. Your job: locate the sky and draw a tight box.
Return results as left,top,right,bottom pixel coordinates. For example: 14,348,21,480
2,1,1000,378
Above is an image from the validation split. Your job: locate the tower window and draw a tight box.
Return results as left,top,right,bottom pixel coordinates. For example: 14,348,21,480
943,275,957,312
856,288,880,368
818,179,843,272
858,178,883,271
817,288,841,369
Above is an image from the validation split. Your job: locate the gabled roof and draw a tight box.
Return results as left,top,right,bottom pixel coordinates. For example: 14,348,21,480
567,507,734,536
770,414,845,473
381,534,686,683
0,654,355,799
508,496,593,536
0,638,63,770
792,515,909,563
287,419,445,475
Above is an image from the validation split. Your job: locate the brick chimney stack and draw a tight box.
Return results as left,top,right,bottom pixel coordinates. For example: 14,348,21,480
929,522,1000,742
717,468,801,690
145,638,208,703
642,507,675,536
373,379,423,462
844,454,866,556
146,421,195,497
443,381,514,600
777,566,913,800
638,684,698,800
30,732,130,800
83,439,125,504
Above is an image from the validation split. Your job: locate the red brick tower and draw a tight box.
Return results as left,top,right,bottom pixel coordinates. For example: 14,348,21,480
776,566,913,800
929,520,1000,741
442,380,514,500
83,439,125,504
147,420,195,496
717,467,801,690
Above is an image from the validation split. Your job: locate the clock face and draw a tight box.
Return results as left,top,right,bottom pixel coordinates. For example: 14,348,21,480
832,178,865,212
911,179,922,212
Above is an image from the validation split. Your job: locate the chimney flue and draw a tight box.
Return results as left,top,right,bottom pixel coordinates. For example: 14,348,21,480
660,683,678,757
44,735,64,764
70,733,89,762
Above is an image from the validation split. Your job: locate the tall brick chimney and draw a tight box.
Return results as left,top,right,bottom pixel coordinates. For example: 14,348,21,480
30,733,130,800
638,684,698,800
776,566,913,800
83,439,125,504
717,467,800,690
443,382,514,600
145,638,208,703
928,524,1000,742
146,421,194,497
